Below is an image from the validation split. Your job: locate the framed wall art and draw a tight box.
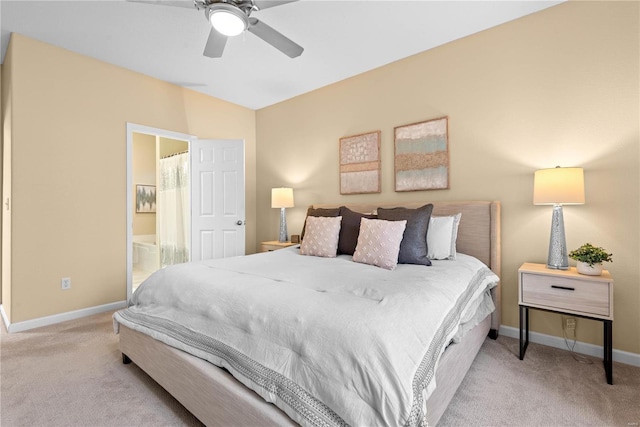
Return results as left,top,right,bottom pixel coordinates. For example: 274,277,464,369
339,130,381,195
394,116,449,192
136,184,156,213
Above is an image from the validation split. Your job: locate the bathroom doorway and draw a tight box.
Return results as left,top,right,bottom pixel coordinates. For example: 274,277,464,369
130,130,190,292
126,124,246,300
126,124,196,297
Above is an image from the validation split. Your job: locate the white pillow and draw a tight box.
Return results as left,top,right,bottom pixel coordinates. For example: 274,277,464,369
352,218,407,270
427,213,462,260
300,216,342,258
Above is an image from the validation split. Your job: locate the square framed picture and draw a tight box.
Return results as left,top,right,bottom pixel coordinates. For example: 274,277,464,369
394,116,449,191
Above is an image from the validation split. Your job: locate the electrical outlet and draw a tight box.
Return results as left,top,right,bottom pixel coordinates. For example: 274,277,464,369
565,317,576,331
61,277,71,290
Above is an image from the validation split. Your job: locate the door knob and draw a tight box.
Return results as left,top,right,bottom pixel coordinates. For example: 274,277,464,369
236,220,245,226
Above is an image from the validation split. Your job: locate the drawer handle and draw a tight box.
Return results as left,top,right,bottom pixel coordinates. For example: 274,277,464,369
551,285,575,291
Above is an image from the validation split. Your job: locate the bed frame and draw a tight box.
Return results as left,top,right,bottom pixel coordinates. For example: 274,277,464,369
119,200,501,426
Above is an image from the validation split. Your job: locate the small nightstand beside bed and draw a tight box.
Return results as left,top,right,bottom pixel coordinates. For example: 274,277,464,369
518,262,614,384
113,200,501,426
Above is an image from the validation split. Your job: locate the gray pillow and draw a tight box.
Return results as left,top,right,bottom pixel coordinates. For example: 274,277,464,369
377,204,434,266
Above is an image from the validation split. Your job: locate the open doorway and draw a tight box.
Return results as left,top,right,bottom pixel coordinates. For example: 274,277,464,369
131,133,190,291
126,124,246,301
126,124,195,297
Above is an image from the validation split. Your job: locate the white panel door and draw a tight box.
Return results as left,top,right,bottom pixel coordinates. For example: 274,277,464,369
191,139,245,261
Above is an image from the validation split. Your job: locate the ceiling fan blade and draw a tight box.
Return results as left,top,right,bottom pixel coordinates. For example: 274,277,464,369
253,0,298,11
247,18,303,58
126,0,198,9
203,28,228,58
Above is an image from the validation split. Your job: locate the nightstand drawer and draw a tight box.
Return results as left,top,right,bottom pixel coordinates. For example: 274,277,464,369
521,273,611,317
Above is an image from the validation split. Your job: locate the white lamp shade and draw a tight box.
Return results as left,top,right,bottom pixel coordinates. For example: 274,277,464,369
533,167,585,205
271,188,294,208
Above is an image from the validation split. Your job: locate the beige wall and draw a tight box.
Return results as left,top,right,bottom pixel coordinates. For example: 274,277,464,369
256,2,640,353
3,33,256,323
158,136,188,158
1,58,10,313
132,133,156,236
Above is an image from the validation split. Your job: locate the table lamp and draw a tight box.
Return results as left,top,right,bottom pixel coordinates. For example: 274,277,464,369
533,166,585,269
271,187,294,243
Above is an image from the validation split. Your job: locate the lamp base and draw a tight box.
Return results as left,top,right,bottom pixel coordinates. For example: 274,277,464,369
547,204,569,270
278,207,288,243
546,264,569,270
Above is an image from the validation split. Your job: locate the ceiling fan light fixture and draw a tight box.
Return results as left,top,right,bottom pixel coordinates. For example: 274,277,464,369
208,5,247,37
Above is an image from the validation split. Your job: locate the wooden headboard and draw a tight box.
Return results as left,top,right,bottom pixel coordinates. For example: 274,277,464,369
311,200,502,334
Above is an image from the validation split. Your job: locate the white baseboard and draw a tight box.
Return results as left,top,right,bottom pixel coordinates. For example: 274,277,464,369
0,304,10,332
499,325,640,368
0,301,127,333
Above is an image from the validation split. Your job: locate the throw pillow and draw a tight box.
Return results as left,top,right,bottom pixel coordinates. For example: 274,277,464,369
300,216,342,258
377,203,433,266
300,207,341,241
427,213,462,260
352,218,407,270
338,206,377,255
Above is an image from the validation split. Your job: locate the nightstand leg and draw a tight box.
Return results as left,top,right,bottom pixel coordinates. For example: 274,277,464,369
519,305,529,360
604,320,613,384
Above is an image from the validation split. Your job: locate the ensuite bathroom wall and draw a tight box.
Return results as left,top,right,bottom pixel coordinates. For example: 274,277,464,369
132,132,188,289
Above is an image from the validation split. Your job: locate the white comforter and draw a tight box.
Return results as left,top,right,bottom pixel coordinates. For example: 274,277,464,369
114,247,498,427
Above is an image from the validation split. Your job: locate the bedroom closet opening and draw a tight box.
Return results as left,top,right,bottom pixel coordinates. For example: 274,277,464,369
132,132,190,292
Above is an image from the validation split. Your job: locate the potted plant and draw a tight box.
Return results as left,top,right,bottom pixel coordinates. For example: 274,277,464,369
568,243,613,276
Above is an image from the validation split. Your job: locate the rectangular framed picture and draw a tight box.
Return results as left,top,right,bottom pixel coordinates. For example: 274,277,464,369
339,130,381,195
394,116,449,192
136,185,156,213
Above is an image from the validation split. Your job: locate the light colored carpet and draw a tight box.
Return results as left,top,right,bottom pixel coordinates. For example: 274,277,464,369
1,311,202,427
1,311,638,426
438,332,640,426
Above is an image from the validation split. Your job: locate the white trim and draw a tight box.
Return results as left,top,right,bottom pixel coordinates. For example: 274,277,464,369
500,325,640,367
0,301,127,333
126,123,196,301
1,304,10,331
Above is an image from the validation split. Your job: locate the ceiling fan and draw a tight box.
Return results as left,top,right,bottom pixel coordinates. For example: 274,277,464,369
129,0,304,58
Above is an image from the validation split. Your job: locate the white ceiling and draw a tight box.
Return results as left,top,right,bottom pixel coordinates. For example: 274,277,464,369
1,0,562,110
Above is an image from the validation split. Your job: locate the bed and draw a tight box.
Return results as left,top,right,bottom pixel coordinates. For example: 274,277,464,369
114,200,501,426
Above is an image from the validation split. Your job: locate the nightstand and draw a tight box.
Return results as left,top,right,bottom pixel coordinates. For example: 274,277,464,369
260,240,297,253
518,262,614,384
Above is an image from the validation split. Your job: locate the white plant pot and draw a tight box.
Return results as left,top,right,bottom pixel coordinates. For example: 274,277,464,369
576,261,603,276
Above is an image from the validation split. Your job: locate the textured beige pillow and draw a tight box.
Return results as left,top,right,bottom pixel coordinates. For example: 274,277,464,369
299,216,342,258
352,218,407,270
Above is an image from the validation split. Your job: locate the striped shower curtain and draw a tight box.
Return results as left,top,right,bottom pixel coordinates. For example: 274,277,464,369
158,152,190,267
